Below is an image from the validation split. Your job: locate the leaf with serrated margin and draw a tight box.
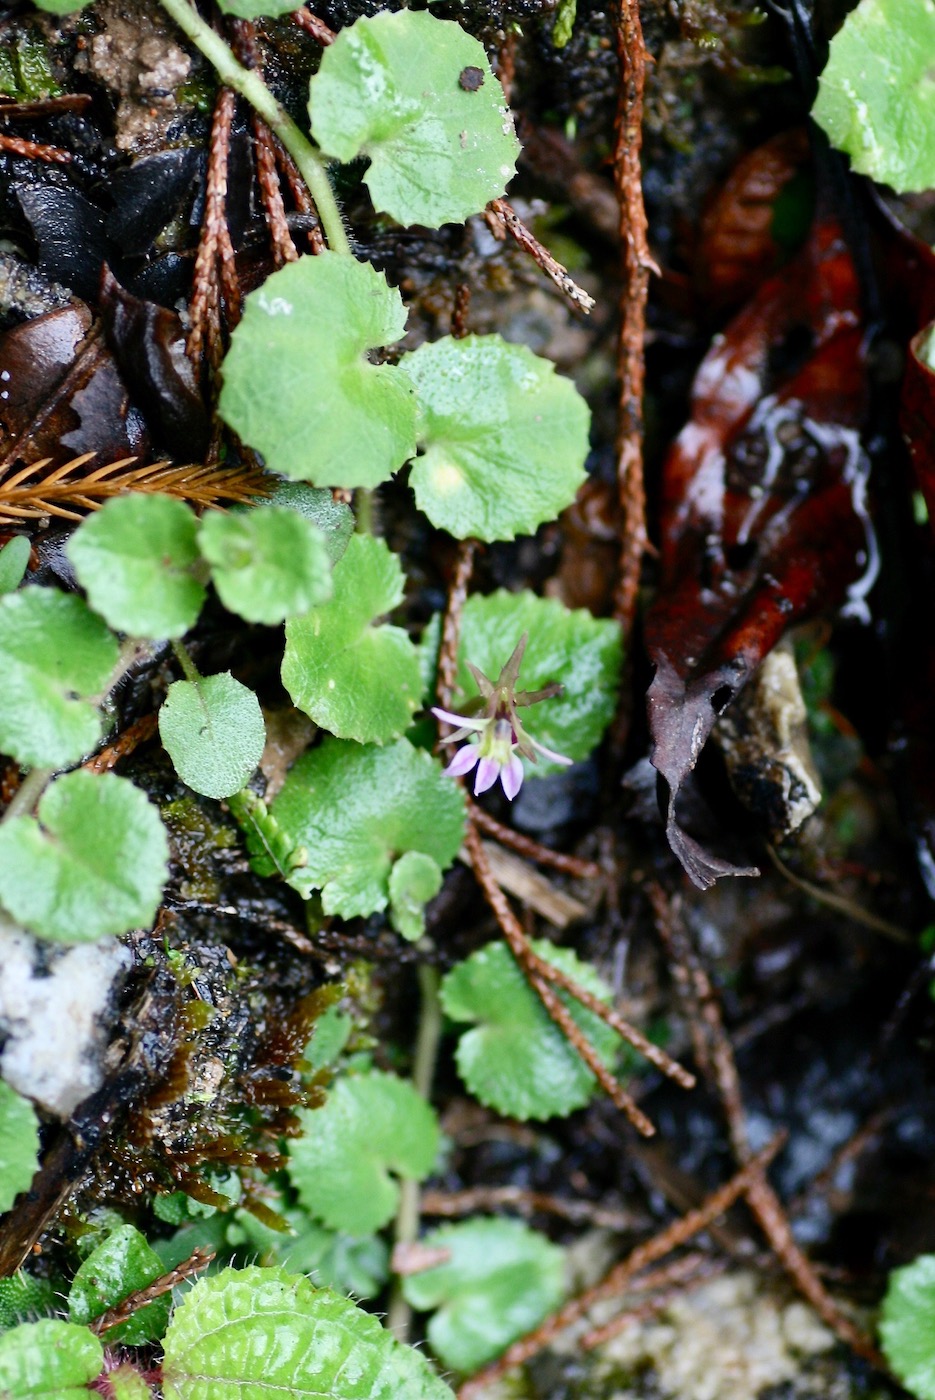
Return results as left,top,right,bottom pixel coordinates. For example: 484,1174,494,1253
199,506,332,625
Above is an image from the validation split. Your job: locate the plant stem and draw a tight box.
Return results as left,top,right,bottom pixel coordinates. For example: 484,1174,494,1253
157,0,351,257
387,961,443,1341
1,766,54,825
171,639,202,686
354,487,374,536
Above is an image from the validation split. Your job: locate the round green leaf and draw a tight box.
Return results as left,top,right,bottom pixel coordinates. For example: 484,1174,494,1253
440,938,621,1120
881,1255,935,1399
218,252,416,489
198,506,332,624
402,1218,565,1373
402,335,590,541
0,537,30,595
0,1081,39,1214
309,11,519,228
159,674,266,800
0,588,117,767
288,1071,439,1233
69,1224,170,1346
0,1319,103,1398
265,483,354,564
67,494,205,639
426,589,622,774
813,0,935,193
162,1266,454,1400
282,535,422,744
0,771,168,943
271,737,465,918
388,850,442,942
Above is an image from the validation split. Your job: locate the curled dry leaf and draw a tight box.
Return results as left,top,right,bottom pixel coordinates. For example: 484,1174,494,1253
646,219,875,888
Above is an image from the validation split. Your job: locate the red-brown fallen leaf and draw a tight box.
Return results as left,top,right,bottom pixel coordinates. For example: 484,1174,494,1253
646,219,876,889
696,129,811,312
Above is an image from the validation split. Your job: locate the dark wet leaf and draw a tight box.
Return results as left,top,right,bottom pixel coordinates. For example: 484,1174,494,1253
99,268,209,459
0,303,91,446
109,148,203,257
14,181,117,303
646,220,873,888
59,358,148,460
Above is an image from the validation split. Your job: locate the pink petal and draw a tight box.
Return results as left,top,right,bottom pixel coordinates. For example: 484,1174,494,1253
444,745,480,778
527,734,574,766
500,754,524,801
431,706,485,732
474,756,500,795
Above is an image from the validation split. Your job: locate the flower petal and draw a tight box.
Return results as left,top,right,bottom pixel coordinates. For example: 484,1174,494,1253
444,744,480,778
474,756,500,795
527,734,574,765
431,706,486,732
500,753,524,801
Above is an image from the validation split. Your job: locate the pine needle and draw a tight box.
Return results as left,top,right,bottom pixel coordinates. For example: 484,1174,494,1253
0,454,271,523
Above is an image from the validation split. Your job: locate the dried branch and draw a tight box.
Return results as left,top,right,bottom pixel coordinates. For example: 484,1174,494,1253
291,6,336,45
187,85,237,368
468,802,602,880
486,198,595,314
0,133,71,163
0,454,269,524
421,1184,644,1231
89,1247,215,1336
580,1252,726,1349
435,539,477,719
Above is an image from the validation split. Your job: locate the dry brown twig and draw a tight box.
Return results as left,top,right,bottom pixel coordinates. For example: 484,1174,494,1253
88,1247,215,1336
468,802,602,881
435,539,478,720
486,198,595,314
421,1184,643,1232
187,85,238,369
580,1250,725,1349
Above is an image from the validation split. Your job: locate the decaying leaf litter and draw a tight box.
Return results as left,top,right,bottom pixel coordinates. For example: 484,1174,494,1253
0,0,932,1395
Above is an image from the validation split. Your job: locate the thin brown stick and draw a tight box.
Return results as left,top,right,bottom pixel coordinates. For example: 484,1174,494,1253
436,540,477,718
254,113,298,265
487,198,595,314
451,282,471,339
457,1136,784,1398
291,6,336,44
187,86,236,366
88,1247,215,1336
0,133,71,163
468,802,602,880
463,822,655,1134
611,0,652,637
275,135,324,254
650,883,882,1366
421,1185,643,1231
767,844,912,945
581,1251,724,1349
83,714,158,775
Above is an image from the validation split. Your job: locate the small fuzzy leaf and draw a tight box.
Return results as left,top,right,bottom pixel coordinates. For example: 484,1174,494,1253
0,1274,55,1329
0,771,168,943
218,252,416,489
107,1366,154,1400
233,1207,389,1299
425,590,621,774
403,335,590,541
403,1218,565,1373
388,850,442,942
162,1265,454,1400
440,938,620,1120
69,1224,170,1345
198,506,332,624
812,0,935,193
309,11,518,228
0,1081,39,1214
0,1319,103,1397
288,1072,439,1233
159,674,266,800
264,483,354,564
282,535,422,744
0,537,30,595
271,737,465,918
0,588,117,767
67,494,205,639
881,1255,935,1399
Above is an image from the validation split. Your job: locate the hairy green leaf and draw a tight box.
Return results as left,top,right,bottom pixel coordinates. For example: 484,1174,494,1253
0,1081,39,1214
0,1273,55,1330
0,537,29,595
264,483,354,564
441,938,620,1120
159,674,266,800
0,588,117,767
812,0,935,193
403,335,590,541
388,850,442,942
162,1266,454,1400
67,494,205,639
69,1224,170,1345
309,11,518,228
403,1218,565,1372
881,1254,935,1399
282,535,422,744
233,1207,389,1299
288,1072,439,1233
199,506,332,624
0,1319,103,1397
425,589,621,774
271,737,465,918
218,252,416,489
0,771,168,943
107,1366,154,1400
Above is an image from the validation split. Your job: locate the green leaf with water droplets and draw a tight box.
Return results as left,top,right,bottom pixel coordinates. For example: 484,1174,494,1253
69,1224,170,1345
159,673,266,800
402,335,590,542
881,1254,935,1399
309,11,519,228
0,1319,103,1398
219,252,416,490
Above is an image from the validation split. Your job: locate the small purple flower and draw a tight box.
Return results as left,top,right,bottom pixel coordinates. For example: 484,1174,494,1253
432,634,571,801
